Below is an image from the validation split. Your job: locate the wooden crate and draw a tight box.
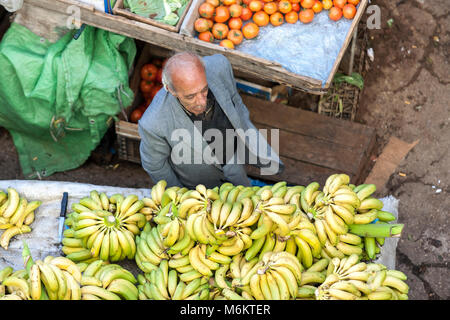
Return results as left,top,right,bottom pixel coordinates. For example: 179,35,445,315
113,0,194,33
25,0,365,94
180,0,369,92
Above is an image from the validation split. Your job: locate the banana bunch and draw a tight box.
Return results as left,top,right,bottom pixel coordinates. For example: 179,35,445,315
0,188,41,250
316,254,409,300
0,265,31,300
177,184,220,219
80,259,138,300
137,260,210,300
62,190,147,263
230,251,303,300
135,223,170,273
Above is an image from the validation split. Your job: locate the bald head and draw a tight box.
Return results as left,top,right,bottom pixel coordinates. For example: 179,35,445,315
162,52,209,116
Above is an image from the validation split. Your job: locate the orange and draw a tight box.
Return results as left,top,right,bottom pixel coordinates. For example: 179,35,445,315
301,0,315,9
333,0,347,9
223,0,236,5
249,0,263,12
285,10,299,24
328,6,342,20
263,2,278,15
205,0,220,7
240,7,253,20
342,3,356,19
312,0,323,13
199,2,216,19
242,22,259,39
215,6,231,23
299,8,314,23
322,0,333,9
212,23,229,39
220,39,235,49
227,29,244,45
278,0,292,14
269,12,284,26
252,11,270,27
198,31,214,42
228,17,243,29
229,4,243,17
347,0,360,5
194,18,212,32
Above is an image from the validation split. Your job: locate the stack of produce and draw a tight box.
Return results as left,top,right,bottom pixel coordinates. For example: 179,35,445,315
132,174,406,300
0,188,41,250
195,0,361,48
130,58,166,123
61,190,154,263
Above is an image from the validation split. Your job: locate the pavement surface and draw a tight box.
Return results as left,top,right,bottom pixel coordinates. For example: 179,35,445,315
0,0,448,300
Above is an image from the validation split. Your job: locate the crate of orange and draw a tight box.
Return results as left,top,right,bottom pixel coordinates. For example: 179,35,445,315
115,42,173,163
180,0,368,91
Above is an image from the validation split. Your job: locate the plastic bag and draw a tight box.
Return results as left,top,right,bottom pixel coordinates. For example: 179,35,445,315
237,10,355,86
0,0,23,12
125,0,189,26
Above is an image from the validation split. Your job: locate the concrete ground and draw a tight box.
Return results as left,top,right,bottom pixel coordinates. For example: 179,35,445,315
0,0,448,300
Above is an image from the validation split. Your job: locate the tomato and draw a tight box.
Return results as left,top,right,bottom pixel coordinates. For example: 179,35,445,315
223,0,236,5
199,2,215,18
278,0,292,14
140,64,158,82
242,0,252,6
215,6,231,23
198,31,215,42
130,108,144,123
151,58,163,68
290,0,300,3
137,102,148,113
140,80,154,93
342,3,356,19
328,6,342,20
229,4,243,17
205,0,220,6
228,17,243,29
269,12,284,26
227,29,244,45
252,11,269,26
194,18,212,32
263,2,278,15
333,0,347,9
300,0,315,9
347,0,359,5
212,23,229,39
285,11,299,24
299,8,314,23
240,7,253,20
248,0,263,12
220,39,235,49
312,0,323,13
291,3,300,12
242,22,259,39
322,0,333,9
156,68,162,83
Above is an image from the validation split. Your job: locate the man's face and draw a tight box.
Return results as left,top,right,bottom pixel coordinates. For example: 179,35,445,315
170,64,209,116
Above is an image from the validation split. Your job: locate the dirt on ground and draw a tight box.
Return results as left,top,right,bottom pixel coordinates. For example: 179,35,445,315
0,0,448,300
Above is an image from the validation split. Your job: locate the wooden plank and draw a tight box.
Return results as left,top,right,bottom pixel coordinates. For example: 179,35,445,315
254,122,363,175
242,94,375,150
246,156,355,187
325,0,369,87
24,0,326,94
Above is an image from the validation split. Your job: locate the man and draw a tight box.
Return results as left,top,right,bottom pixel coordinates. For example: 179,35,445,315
138,52,284,189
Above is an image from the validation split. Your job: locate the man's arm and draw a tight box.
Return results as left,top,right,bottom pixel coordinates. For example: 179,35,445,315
138,123,183,187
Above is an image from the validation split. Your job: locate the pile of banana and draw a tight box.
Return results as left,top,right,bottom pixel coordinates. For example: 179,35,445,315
61,190,155,263
315,254,409,300
0,187,41,250
0,255,82,300
137,260,210,300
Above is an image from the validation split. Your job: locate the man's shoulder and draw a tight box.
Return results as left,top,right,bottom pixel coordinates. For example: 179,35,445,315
138,90,173,135
203,54,231,76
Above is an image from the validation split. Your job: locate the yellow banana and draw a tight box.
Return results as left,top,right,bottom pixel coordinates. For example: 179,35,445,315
47,263,68,300
294,236,313,269
382,275,409,294
9,197,28,226
353,209,378,224
2,276,31,299
322,219,339,246
358,197,384,211
3,188,20,218
81,285,121,300
336,241,363,256
49,257,82,283
189,245,212,277
0,225,31,250
29,264,41,300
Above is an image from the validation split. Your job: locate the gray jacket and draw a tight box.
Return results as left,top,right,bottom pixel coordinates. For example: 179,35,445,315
138,54,284,189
